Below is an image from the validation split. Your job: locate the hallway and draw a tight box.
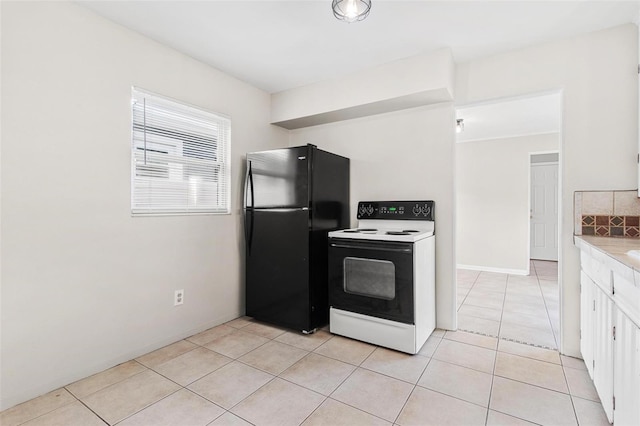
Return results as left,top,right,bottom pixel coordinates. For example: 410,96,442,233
457,261,559,349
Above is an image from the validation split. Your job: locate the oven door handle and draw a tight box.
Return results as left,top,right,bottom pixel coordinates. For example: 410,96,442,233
330,243,412,253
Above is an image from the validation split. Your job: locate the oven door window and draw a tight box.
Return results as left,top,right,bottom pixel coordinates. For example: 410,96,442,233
344,257,395,300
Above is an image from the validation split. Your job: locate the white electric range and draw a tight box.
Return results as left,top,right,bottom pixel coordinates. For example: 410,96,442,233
327,201,436,354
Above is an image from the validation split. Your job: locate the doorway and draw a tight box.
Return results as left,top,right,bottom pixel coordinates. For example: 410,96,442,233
455,92,562,350
528,152,560,347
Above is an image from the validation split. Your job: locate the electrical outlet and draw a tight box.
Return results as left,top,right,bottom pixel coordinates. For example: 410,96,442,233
174,289,184,306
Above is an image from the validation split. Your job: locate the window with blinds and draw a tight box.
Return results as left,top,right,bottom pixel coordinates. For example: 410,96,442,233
131,88,230,215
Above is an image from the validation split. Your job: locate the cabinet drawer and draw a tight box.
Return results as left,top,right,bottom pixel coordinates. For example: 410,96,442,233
581,252,613,293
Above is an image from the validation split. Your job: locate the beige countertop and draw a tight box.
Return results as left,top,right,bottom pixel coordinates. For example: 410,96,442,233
574,235,640,275
575,235,640,327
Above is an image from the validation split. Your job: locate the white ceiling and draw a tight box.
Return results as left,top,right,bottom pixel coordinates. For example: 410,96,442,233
456,93,562,143
79,1,640,94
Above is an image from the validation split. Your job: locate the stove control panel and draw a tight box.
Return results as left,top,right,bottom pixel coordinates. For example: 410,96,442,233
357,201,434,220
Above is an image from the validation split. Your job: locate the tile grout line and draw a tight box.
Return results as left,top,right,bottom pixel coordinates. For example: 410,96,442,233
296,340,381,425
487,302,575,426
531,261,553,328
281,356,331,426
151,324,295,424
495,273,509,342
306,360,387,425
10,393,80,426
484,321,500,426
431,348,496,376
391,336,441,425
356,360,430,387
76,398,110,426
492,370,574,396
32,358,161,426
414,334,543,414
110,386,185,426
535,263,561,350
558,350,582,426
460,270,507,338
68,367,151,402
207,330,393,425
189,329,298,424
106,352,236,425
456,270,481,313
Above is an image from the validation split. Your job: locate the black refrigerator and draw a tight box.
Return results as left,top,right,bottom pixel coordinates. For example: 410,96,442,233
244,144,350,333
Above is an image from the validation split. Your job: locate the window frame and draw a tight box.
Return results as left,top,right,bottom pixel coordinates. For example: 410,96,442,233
130,87,231,216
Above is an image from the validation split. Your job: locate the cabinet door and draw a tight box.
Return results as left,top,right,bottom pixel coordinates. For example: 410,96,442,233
593,286,614,422
614,311,640,426
580,271,595,378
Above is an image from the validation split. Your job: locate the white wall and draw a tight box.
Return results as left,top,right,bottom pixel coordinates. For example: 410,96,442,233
0,1,287,409
456,133,559,274
456,24,639,357
288,104,457,331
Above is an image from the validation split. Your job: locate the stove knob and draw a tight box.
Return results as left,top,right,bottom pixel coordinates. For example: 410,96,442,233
358,205,366,216
423,204,431,216
413,205,422,216
367,205,374,215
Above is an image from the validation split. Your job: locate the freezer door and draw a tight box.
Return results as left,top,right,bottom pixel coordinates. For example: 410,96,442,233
308,147,349,232
246,146,309,209
245,209,311,331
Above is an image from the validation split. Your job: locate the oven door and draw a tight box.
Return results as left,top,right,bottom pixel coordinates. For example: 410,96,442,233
328,238,414,324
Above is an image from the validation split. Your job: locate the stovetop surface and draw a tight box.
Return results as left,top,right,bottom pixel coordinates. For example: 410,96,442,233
331,201,435,243
329,221,434,243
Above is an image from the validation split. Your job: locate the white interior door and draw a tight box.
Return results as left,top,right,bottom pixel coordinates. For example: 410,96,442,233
530,162,558,261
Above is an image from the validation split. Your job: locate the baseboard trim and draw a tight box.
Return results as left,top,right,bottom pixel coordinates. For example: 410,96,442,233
0,312,242,411
457,264,529,276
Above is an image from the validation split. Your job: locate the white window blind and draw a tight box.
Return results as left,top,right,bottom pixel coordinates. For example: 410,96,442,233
131,88,230,215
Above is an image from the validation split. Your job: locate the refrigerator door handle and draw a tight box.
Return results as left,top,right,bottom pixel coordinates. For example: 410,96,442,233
243,161,254,252
243,162,249,243
248,163,255,252
243,161,251,210
249,162,255,210
249,207,309,212
329,243,413,253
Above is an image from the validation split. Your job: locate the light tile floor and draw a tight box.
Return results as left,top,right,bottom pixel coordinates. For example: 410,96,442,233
457,260,560,349
2,315,608,426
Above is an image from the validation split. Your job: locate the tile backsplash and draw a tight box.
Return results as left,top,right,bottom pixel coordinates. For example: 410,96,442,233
574,190,640,237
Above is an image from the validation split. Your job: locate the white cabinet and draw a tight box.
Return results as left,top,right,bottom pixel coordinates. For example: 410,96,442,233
614,309,640,426
581,271,594,377
578,243,640,425
580,271,614,422
593,285,614,421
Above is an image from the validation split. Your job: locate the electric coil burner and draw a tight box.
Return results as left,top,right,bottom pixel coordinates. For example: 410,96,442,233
328,201,436,354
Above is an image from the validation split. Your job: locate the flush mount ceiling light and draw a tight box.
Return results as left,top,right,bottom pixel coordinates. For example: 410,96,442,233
456,119,465,133
332,0,372,23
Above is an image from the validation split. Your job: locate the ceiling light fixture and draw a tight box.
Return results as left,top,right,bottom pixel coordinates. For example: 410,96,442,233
456,119,465,133
332,0,372,23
